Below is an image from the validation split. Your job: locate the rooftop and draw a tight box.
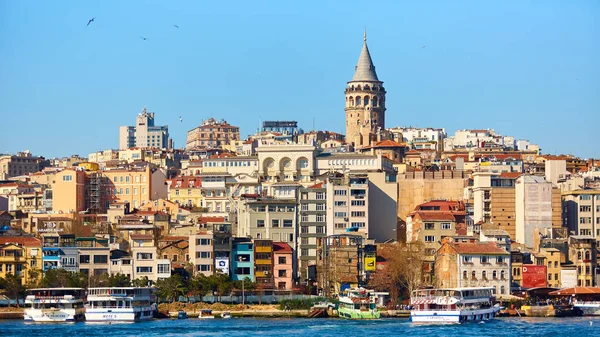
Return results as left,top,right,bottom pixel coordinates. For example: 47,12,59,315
450,242,509,255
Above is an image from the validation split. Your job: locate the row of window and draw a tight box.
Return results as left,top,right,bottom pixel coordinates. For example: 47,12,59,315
424,222,452,230
250,205,296,213
463,270,506,280
256,219,294,228
462,256,505,264
578,217,600,225
579,195,600,200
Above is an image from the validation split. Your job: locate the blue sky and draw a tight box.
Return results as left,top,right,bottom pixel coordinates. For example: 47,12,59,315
1,0,598,158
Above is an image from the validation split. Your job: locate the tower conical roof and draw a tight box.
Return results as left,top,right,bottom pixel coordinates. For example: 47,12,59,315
350,32,379,82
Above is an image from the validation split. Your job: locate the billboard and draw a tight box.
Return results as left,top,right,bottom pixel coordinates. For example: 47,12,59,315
561,269,577,288
364,256,376,271
215,257,229,275
522,264,547,288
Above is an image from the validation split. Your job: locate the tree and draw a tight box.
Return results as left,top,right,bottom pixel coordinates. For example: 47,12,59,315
156,274,187,302
108,273,131,287
0,274,26,308
367,242,424,305
39,269,88,288
132,276,153,287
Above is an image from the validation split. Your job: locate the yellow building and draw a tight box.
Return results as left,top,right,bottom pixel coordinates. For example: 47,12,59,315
52,169,87,214
101,165,167,210
542,248,562,288
0,236,42,285
165,176,204,208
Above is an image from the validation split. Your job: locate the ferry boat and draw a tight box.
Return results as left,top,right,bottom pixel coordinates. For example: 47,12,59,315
337,288,380,319
198,309,214,319
24,288,86,322
410,287,498,323
85,287,156,322
573,302,600,316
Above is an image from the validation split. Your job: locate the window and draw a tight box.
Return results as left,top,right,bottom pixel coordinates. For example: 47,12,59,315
424,235,435,242
334,212,346,218
197,251,211,259
497,257,504,264
424,223,435,230
136,253,153,260
482,271,487,280
278,256,286,264
136,266,152,273
62,175,73,182
462,256,472,263
334,201,346,207
316,226,325,233
272,219,280,228
316,214,325,222
301,215,308,222
278,270,287,277
463,271,468,279
555,273,559,280
79,255,90,264
548,273,552,281
235,267,250,275
316,203,326,211
283,220,293,227
493,270,497,279
351,211,365,217
481,256,489,264
197,238,211,245
301,204,308,211
93,255,108,264
335,223,346,229
580,205,592,212
198,265,211,272
441,223,451,230
301,248,309,256
500,270,506,279
316,192,325,200
471,271,477,279
580,195,591,200
351,222,365,228
351,200,365,206
157,264,170,274
334,190,347,196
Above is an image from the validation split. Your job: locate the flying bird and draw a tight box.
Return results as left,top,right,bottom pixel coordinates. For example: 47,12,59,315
87,17,95,26
179,116,183,123
140,36,147,41
421,45,426,48
173,24,179,28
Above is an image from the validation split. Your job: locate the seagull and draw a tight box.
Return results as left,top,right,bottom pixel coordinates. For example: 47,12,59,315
179,116,183,123
173,24,179,28
87,17,95,26
140,36,147,41
421,45,426,48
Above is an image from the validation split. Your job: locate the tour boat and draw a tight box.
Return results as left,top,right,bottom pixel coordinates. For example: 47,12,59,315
410,287,499,323
85,287,157,322
337,288,380,319
198,309,214,319
24,288,86,322
573,302,600,316
221,311,231,319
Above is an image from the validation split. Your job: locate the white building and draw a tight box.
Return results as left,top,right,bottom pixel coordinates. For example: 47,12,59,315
515,175,553,248
119,107,170,150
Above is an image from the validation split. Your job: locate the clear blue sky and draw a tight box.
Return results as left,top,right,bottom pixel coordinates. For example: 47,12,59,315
1,0,598,158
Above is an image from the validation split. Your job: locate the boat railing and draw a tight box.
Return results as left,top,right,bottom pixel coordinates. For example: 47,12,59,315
574,301,600,305
25,295,78,301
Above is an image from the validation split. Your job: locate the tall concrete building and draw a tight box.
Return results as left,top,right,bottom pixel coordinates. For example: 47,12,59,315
345,31,386,149
515,175,553,248
119,107,170,150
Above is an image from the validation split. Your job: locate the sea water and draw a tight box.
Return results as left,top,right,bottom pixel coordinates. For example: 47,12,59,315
0,317,598,337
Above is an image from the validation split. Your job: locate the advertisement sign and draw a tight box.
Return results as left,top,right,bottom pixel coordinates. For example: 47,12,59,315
522,264,547,288
38,222,64,233
215,257,229,275
364,256,376,271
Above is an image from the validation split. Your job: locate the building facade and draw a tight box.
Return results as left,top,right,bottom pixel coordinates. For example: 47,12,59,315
119,107,170,150
186,118,240,150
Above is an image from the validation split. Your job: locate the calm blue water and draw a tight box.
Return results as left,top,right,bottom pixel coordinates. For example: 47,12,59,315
0,317,598,337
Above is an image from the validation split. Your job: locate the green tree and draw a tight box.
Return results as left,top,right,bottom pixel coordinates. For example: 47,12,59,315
188,274,209,297
39,269,88,288
132,276,153,287
0,274,26,308
156,274,187,302
108,273,131,287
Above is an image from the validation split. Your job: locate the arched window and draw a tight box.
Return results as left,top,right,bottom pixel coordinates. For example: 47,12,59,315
349,97,354,107
482,271,487,280
492,270,497,279
500,286,505,295
517,268,520,276
472,271,476,279
585,251,591,260
364,96,369,105
463,271,468,279
364,84,370,90
356,85,361,90
501,270,506,279
356,96,361,106
373,96,378,107
578,251,582,260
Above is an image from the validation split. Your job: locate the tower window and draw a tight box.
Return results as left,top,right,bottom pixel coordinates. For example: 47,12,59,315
349,97,354,106
364,96,369,105
356,97,361,106
373,96,378,107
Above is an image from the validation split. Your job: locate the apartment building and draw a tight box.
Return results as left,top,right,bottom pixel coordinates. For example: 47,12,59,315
41,234,78,273
0,235,42,285
0,151,44,180
186,118,240,150
516,175,554,248
326,174,369,237
562,189,600,238
254,239,274,288
189,231,214,276
257,143,317,185
236,196,297,245
130,234,170,281
273,242,293,290
102,165,167,210
166,176,203,208
298,183,327,280
568,236,597,286
232,237,254,282
435,240,510,295
541,248,562,288
76,237,110,277
316,234,365,296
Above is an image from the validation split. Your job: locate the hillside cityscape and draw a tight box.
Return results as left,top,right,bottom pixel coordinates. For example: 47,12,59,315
1,32,599,306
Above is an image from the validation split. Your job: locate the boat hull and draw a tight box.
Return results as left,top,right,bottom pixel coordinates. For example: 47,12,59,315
85,307,155,322
410,308,497,323
338,308,380,319
574,304,600,316
24,309,85,322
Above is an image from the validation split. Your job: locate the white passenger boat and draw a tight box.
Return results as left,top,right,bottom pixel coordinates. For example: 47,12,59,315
410,287,498,323
85,287,156,322
337,288,380,319
24,288,86,322
573,302,600,316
